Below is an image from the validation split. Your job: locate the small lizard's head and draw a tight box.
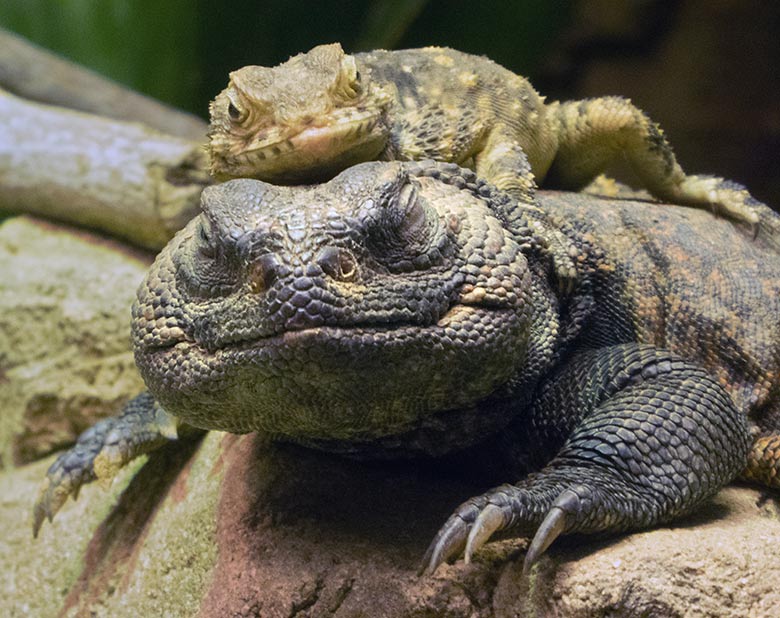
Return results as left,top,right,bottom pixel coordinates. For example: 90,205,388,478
133,162,542,443
208,43,393,184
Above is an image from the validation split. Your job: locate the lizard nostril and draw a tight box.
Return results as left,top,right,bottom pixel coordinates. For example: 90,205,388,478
317,246,358,282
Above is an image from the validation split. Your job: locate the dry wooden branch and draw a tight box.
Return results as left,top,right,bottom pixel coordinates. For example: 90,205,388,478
0,27,207,141
0,88,211,250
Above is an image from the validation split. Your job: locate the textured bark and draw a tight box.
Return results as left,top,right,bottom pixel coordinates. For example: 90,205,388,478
0,88,211,250
0,27,207,141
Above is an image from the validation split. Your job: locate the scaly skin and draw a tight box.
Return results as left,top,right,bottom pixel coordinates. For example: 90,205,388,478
34,162,779,575
207,43,767,241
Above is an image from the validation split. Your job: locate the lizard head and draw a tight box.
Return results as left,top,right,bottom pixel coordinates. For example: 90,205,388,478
208,43,393,184
132,162,545,443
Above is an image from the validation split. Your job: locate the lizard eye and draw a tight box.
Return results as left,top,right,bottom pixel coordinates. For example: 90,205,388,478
336,55,362,99
225,90,251,123
397,182,429,243
196,218,217,259
227,101,244,122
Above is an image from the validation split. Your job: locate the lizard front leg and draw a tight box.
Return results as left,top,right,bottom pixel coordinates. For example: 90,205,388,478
547,96,764,233
421,344,750,574
474,128,579,288
32,391,199,536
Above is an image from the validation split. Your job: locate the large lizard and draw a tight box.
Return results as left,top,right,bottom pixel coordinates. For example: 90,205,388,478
33,161,780,573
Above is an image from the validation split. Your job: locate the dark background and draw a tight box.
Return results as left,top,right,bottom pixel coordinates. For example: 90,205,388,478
1,0,778,205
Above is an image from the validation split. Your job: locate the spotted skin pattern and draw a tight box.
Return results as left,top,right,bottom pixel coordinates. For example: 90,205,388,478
208,44,767,240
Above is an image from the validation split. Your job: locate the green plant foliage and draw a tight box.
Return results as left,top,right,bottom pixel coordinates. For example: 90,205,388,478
0,0,198,110
0,0,573,117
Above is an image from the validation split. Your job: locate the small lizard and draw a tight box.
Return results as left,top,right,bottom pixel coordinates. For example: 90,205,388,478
207,43,762,236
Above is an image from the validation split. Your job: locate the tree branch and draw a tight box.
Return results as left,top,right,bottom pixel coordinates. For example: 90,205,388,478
0,27,207,141
0,88,211,250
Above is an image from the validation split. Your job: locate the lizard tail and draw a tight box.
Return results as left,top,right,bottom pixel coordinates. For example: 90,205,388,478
741,431,780,489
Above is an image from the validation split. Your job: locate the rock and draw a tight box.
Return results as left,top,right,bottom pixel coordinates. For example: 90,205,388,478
0,216,151,466
9,431,780,617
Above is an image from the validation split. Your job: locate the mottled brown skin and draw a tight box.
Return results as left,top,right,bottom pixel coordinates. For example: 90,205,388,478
33,162,779,575
208,43,764,236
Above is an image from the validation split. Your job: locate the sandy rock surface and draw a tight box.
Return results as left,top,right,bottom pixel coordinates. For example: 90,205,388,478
5,431,778,618
0,216,151,466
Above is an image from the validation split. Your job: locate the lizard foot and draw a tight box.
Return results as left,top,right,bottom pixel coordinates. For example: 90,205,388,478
421,345,751,576
419,476,623,576
32,392,180,537
676,176,780,252
677,175,760,231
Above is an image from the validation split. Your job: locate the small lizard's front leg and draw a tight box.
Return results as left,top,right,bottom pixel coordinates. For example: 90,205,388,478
32,392,200,536
548,97,761,231
473,126,537,204
421,344,750,574
474,128,579,288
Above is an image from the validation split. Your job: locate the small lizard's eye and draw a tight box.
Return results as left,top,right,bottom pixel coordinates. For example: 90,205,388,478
227,101,242,122
335,55,362,99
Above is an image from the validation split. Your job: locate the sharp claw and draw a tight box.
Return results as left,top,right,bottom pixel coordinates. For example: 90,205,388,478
419,515,471,576
32,457,89,537
32,506,44,539
523,489,579,574
464,504,506,563
32,483,60,538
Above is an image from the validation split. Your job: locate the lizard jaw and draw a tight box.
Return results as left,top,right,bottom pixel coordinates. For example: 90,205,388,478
210,114,389,183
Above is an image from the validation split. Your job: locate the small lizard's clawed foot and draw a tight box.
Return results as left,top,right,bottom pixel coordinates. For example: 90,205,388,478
32,393,180,537
677,176,760,232
674,176,780,250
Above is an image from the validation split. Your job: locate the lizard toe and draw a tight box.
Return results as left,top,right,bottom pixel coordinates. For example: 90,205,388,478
464,503,507,563
32,431,107,537
522,488,579,573
419,497,489,575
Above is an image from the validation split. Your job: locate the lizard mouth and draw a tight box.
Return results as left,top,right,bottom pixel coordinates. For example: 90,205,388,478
141,303,489,355
288,116,384,157
211,113,388,182
135,304,526,439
